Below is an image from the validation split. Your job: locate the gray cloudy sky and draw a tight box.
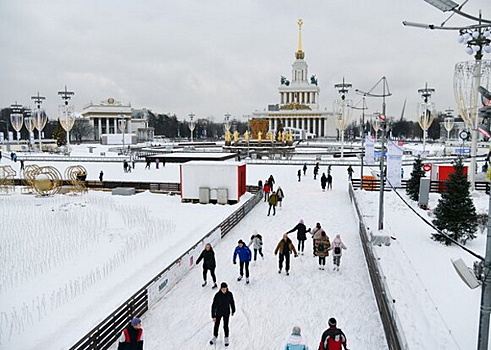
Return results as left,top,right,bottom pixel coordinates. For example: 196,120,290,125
0,0,489,122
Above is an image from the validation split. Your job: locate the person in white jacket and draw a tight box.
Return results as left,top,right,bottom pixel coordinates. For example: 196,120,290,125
329,234,347,271
284,325,309,350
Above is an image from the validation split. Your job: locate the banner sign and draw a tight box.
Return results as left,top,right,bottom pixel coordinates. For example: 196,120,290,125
387,141,403,188
365,136,374,165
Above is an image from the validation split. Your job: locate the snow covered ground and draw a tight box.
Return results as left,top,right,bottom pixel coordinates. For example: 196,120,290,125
0,142,489,349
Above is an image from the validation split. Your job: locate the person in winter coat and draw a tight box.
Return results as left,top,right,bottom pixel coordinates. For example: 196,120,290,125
297,169,302,182
210,282,236,347
310,223,326,256
347,166,354,181
268,191,278,216
303,163,307,176
263,182,271,202
327,173,333,190
117,317,144,350
196,243,217,288
313,165,319,180
249,230,264,261
99,171,104,182
284,325,309,350
286,219,310,254
329,234,347,271
233,240,252,283
318,318,348,350
268,174,275,192
314,231,331,270
274,234,298,275
320,173,327,191
276,186,285,208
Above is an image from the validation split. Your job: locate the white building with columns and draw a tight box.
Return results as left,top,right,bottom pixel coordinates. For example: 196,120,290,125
81,98,153,143
252,19,334,138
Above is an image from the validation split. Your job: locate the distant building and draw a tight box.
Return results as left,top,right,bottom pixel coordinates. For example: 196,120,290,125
252,19,334,138
81,98,154,143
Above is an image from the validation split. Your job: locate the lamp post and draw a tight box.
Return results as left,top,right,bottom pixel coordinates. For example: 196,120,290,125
118,115,127,154
58,85,75,151
24,110,35,151
188,113,196,143
356,76,392,231
417,83,436,154
351,97,369,184
10,102,23,146
334,78,353,158
371,113,381,144
30,92,47,152
444,108,455,142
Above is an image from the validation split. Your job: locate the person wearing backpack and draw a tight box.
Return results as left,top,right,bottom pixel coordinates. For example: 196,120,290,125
284,325,309,350
117,317,143,350
329,234,347,271
249,230,264,261
310,223,326,256
314,231,330,270
318,318,348,350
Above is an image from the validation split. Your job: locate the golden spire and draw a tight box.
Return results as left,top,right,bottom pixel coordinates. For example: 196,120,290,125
296,18,305,59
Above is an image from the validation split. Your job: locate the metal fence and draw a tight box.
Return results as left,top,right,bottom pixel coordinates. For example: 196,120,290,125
348,183,408,350
351,178,489,193
69,188,262,350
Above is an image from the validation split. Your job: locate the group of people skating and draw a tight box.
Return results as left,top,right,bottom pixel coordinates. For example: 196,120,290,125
261,174,285,216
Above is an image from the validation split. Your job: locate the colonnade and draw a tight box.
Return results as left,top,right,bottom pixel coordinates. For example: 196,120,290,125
269,116,326,137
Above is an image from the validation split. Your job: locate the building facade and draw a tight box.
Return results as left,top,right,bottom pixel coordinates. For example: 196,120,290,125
252,19,334,138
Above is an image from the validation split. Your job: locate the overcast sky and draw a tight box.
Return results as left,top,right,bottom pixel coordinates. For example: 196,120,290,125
0,0,489,123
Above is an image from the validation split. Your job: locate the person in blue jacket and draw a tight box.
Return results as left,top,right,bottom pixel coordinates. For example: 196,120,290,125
284,325,309,350
233,240,252,284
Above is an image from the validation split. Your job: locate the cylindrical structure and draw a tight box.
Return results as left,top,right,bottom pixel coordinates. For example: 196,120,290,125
32,108,47,152
58,104,75,149
417,101,435,153
333,98,352,157
454,59,491,190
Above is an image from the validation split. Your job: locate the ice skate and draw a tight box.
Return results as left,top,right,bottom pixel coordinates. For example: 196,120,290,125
286,271,289,276
224,337,230,346
278,269,282,274
212,283,217,289
210,336,216,345
237,275,243,281
246,278,249,284
202,281,207,287
333,267,337,271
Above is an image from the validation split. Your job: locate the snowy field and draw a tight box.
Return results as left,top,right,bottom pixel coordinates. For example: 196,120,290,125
0,142,489,349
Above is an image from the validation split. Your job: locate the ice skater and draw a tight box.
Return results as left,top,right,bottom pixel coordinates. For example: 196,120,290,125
249,230,264,261
210,282,235,347
286,219,310,254
274,234,298,275
314,231,331,270
196,243,217,288
329,234,347,271
233,240,252,283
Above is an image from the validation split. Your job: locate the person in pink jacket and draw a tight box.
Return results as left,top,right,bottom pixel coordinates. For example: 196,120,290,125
329,234,347,271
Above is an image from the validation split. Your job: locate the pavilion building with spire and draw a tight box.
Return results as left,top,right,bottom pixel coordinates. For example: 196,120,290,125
252,19,335,138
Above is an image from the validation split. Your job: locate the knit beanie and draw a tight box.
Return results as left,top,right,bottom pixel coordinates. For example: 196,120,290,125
328,317,337,327
131,317,141,326
292,326,301,335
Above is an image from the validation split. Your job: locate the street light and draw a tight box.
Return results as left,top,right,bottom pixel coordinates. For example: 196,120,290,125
351,97,369,184
188,113,196,143
334,78,353,158
417,83,436,154
118,115,127,154
356,76,392,231
10,103,23,146
30,92,47,152
444,109,455,142
58,85,75,152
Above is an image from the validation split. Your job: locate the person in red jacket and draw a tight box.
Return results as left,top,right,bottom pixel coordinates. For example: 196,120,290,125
263,182,271,202
117,317,143,350
318,318,348,350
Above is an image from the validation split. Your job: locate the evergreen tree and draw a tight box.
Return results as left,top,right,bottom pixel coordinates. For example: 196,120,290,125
406,156,425,201
432,157,478,245
51,121,66,146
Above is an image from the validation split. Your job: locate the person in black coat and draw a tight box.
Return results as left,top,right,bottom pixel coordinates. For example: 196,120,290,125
286,219,310,254
210,282,236,347
117,317,143,350
320,173,327,191
196,243,217,289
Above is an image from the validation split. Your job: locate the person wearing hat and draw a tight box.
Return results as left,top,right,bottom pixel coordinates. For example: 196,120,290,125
117,317,143,350
285,219,310,255
318,318,348,350
233,239,252,283
284,325,309,349
210,282,236,347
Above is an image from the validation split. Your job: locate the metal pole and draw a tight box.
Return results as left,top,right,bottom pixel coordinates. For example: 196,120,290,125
470,58,482,191
478,190,491,350
378,83,387,231
361,99,365,187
